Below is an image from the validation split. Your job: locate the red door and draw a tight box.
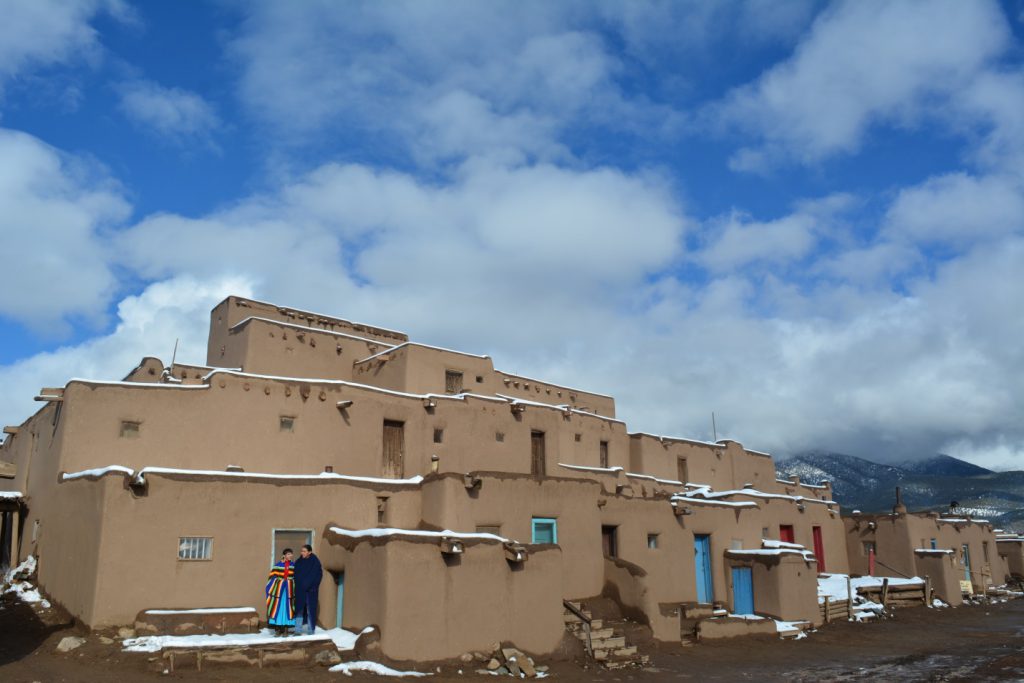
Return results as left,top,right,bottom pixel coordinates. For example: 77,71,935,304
779,525,795,544
812,526,826,573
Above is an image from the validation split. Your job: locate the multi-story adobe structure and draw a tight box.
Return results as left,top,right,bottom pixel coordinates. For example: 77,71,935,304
1,296,857,662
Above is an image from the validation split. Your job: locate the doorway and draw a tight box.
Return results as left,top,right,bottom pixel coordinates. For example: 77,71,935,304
731,566,754,615
382,420,405,478
530,431,546,476
694,534,714,603
779,525,795,544
601,525,618,558
812,526,825,573
962,544,972,582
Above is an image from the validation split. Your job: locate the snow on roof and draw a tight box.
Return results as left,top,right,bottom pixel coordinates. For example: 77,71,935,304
996,537,1024,543
123,626,372,653
144,607,257,615
495,394,624,424
330,527,510,543
629,432,723,448
914,548,955,554
936,518,990,524
625,472,684,486
726,548,814,561
762,539,805,550
558,463,623,474
62,466,424,487
684,486,836,507
61,466,134,481
65,379,209,390
0,491,23,500
775,478,828,489
229,316,400,347
356,341,491,365
671,497,759,509
495,369,615,400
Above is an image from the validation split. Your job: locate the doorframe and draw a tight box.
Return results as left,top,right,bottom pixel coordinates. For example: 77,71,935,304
270,528,314,567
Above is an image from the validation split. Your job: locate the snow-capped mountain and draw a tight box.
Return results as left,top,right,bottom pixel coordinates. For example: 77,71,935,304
776,452,1024,531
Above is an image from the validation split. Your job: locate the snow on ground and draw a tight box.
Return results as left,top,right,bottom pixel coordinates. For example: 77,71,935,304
817,573,923,620
1,555,50,609
330,660,430,677
123,626,370,653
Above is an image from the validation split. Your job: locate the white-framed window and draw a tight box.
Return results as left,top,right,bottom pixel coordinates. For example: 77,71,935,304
178,536,213,561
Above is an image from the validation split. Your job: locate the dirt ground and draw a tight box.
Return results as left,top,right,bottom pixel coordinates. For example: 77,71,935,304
2,593,1024,682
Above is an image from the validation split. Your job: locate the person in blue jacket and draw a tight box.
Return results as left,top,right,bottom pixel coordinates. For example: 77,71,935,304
293,543,323,634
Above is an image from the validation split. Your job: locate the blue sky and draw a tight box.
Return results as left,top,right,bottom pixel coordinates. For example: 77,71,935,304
1,0,1023,468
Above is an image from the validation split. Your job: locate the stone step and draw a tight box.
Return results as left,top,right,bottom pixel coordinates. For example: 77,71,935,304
612,646,637,657
592,636,626,650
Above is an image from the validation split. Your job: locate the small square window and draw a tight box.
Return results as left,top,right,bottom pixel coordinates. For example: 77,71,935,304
120,421,140,438
495,432,505,442
445,370,464,394
761,527,770,539
574,433,582,443
178,536,212,561
433,428,444,444
532,518,557,544
647,534,659,549
280,416,295,432
475,375,484,384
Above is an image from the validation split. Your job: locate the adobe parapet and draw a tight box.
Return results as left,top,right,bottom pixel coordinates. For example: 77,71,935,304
207,295,408,366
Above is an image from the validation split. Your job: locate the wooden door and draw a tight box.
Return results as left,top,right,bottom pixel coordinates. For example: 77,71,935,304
677,457,688,484
812,526,826,573
779,525,795,544
694,534,713,603
731,566,754,615
530,431,545,476
383,420,405,478
599,441,609,469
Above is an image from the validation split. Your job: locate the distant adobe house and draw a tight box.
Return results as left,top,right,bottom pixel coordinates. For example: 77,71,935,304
1,296,848,661
843,491,1002,607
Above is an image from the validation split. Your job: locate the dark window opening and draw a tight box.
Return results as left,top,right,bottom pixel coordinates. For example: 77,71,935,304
445,371,464,394
602,525,618,558
599,441,609,468
433,428,444,444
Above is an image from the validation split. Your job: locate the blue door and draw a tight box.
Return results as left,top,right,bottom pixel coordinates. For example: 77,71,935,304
335,571,345,628
731,566,754,615
694,534,713,603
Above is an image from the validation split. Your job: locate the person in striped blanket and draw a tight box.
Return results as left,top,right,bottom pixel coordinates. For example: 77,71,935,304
266,548,296,635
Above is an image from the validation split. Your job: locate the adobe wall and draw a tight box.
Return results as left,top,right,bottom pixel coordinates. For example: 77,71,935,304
843,514,917,578
420,475,604,599
728,554,820,625
207,297,407,367
323,539,564,662
906,516,998,592
913,552,964,606
0,400,108,625
227,317,392,382
628,436,776,491
69,472,421,627
597,496,690,641
997,540,1024,579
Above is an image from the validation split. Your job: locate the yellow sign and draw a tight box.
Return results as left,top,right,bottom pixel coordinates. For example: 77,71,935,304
960,580,974,595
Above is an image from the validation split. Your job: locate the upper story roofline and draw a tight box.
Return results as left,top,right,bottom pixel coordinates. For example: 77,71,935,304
215,295,408,343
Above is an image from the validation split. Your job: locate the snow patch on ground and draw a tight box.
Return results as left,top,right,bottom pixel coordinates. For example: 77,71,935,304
1,556,50,609
329,660,430,677
123,626,365,653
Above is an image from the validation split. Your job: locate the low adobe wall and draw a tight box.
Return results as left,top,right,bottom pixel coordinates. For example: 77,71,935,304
324,537,564,662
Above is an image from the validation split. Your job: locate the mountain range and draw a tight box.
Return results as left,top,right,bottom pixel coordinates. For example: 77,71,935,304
775,452,1024,531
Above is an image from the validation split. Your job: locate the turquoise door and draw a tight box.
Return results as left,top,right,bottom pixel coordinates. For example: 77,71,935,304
335,571,345,628
694,534,713,603
731,566,754,615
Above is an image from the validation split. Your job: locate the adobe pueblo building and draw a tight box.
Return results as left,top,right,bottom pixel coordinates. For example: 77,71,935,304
0,296,1006,664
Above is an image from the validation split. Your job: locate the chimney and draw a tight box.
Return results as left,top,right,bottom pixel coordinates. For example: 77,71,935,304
893,486,907,515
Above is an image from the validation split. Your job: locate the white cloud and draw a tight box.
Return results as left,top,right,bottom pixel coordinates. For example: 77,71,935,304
712,0,1011,166
0,0,130,97
0,128,130,333
884,173,1024,246
0,275,251,439
116,79,220,143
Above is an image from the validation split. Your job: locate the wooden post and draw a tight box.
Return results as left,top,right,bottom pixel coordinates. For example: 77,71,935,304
846,576,853,619
880,578,890,607
824,596,831,624
924,575,931,606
